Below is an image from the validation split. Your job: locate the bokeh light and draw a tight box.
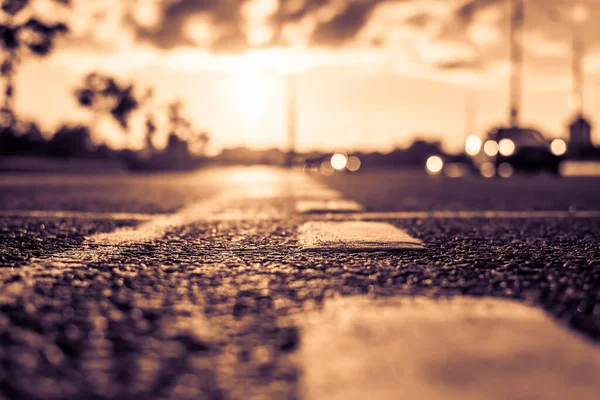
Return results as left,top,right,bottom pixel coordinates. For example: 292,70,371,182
498,162,514,178
499,139,515,157
291,156,306,170
444,163,468,178
551,139,567,156
426,155,444,175
465,135,482,156
331,153,348,171
572,3,590,23
480,162,495,178
483,140,499,157
346,156,361,172
320,159,335,176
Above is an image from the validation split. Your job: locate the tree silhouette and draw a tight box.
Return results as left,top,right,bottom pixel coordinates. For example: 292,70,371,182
166,100,210,156
75,72,140,131
0,0,69,128
75,74,209,158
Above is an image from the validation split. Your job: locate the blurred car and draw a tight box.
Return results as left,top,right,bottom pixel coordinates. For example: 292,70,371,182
465,127,565,177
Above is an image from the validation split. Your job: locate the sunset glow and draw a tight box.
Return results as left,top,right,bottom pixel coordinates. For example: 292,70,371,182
233,71,271,139
10,0,600,153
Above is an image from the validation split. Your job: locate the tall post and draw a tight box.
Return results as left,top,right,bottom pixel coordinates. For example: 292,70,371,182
464,89,476,140
509,0,524,127
571,13,585,116
286,73,297,167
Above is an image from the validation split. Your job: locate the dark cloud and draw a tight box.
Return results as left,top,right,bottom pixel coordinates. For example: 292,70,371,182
130,0,246,52
440,0,505,41
310,1,381,46
430,0,506,69
128,0,388,51
120,0,600,69
128,0,498,52
274,0,324,22
456,0,504,22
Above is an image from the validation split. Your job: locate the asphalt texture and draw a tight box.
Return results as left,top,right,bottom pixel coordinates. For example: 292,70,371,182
318,169,600,211
0,173,220,214
1,167,599,399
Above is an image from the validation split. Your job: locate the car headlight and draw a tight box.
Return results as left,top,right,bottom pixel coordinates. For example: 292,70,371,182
465,135,482,156
550,139,567,156
499,139,515,156
483,140,499,157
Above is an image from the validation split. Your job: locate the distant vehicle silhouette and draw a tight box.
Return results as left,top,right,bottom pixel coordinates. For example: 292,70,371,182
469,127,563,176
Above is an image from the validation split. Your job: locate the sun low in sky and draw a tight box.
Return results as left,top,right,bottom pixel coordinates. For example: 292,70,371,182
12,0,600,153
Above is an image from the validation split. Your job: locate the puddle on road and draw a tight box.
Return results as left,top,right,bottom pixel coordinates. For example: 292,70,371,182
299,296,600,400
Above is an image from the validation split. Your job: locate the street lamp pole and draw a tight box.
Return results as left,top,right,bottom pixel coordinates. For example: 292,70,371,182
572,29,584,116
509,0,524,127
570,4,589,116
286,72,297,167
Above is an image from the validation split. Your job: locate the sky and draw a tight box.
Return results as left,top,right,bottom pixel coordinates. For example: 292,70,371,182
11,0,600,154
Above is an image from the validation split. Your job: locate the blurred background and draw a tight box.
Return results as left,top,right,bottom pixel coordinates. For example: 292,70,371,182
0,0,599,176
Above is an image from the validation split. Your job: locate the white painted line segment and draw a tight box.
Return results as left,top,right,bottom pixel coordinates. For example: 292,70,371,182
295,199,365,214
3,209,599,222
299,221,424,251
320,210,600,220
0,210,156,221
300,296,600,400
0,185,284,287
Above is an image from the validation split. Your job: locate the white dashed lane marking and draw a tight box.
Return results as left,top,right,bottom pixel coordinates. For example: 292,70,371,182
298,221,424,251
319,210,600,220
3,209,600,222
295,199,365,214
0,210,156,221
300,296,600,400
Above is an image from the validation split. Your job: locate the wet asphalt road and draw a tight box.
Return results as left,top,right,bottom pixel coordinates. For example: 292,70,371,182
1,167,600,399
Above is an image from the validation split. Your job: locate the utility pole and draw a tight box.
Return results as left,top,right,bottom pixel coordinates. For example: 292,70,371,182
286,73,297,167
509,0,524,127
464,89,476,140
567,4,591,159
570,5,588,116
571,31,584,116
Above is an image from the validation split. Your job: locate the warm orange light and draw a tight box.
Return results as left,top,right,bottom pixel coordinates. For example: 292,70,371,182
233,71,270,128
426,156,444,175
484,140,499,157
331,153,348,170
465,135,482,156
572,4,590,23
320,159,335,176
498,162,514,178
480,162,495,178
499,139,515,157
347,156,361,172
551,139,567,156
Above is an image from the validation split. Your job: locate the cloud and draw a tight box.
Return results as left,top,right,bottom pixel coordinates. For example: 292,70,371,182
309,1,381,46
47,0,600,86
124,0,385,51
129,0,246,52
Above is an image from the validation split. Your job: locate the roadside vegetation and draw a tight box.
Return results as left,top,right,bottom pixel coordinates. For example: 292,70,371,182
0,0,211,171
